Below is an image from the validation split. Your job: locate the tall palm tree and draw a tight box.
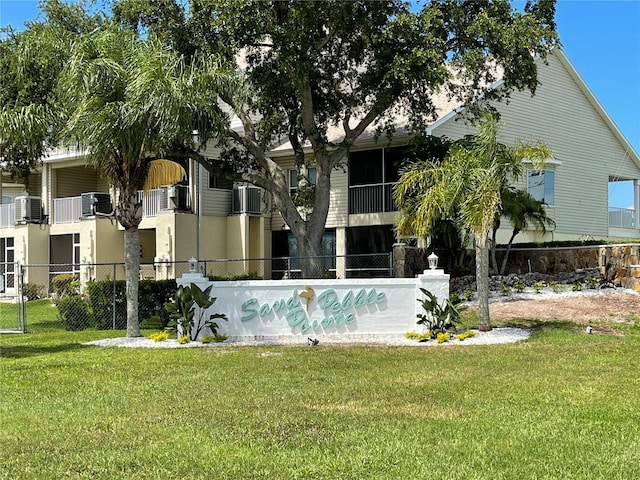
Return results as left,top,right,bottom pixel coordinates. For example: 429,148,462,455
491,187,555,275
394,113,551,331
58,24,231,337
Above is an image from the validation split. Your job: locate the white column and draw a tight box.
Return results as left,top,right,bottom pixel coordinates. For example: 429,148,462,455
634,179,639,229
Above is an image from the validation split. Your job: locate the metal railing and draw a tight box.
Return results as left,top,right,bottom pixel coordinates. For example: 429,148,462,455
609,206,636,228
349,182,397,214
53,197,82,224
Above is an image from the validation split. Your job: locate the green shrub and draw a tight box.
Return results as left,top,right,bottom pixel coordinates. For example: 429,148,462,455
572,281,583,292
499,284,511,296
57,295,90,331
85,280,126,330
586,277,599,289
533,281,546,293
549,281,563,293
207,273,261,281
51,274,79,303
463,288,475,301
22,283,44,301
138,280,176,327
513,279,526,293
141,315,164,330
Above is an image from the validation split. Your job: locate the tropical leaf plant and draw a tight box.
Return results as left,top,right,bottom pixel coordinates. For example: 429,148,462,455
165,283,228,341
416,288,466,338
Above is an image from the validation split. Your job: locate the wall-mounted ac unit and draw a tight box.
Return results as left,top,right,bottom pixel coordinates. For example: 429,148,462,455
232,186,261,215
160,185,190,211
81,192,113,217
14,196,43,222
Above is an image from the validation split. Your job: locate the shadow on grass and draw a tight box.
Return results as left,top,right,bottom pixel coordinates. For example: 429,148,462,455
0,342,89,359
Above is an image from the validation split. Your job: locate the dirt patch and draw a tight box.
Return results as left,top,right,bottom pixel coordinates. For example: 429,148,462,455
482,292,640,325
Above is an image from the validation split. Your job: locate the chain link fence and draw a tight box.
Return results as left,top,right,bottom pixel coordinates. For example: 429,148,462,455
13,253,391,332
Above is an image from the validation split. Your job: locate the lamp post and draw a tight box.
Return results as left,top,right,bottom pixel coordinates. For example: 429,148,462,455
428,252,439,270
188,256,198,274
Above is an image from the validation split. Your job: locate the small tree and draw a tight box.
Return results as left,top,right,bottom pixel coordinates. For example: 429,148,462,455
395,113,551,331
491,187,556,274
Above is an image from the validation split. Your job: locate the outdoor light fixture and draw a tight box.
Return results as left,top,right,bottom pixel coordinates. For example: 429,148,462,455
188,257,198,273
428,252,439,270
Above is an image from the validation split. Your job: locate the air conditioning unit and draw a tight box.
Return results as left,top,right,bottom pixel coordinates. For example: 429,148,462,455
161,185,190,211
14,196,43,222
81,192,113,216
232,186,261,215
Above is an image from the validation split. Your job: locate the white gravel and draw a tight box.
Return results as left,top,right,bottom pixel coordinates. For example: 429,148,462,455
84,327,531,349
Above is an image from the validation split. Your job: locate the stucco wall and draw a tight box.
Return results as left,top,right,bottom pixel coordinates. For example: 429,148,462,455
177,271,449,340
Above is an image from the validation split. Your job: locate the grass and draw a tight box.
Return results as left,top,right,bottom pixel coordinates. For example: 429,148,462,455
2,309,640,478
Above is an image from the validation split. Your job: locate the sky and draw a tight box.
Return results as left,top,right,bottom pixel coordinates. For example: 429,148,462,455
1,0,639,205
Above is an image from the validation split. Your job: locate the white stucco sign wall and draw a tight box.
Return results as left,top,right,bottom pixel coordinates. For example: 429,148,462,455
177,270,449,340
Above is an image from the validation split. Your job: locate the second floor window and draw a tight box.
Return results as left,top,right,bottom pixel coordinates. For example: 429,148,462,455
208,174,233,190
528,169,555,206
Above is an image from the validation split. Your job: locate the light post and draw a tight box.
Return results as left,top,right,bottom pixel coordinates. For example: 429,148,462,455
428,252,439,270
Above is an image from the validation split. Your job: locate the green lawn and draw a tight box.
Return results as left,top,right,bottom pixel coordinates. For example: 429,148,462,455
2,309,640,479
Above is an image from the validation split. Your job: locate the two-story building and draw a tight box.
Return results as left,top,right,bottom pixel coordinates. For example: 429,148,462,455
1,49,639,291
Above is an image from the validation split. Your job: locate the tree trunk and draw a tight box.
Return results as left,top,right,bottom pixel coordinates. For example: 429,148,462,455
499,230,519,275
124,226,141,337
117,190,143,338
490,226,499,275
476,235,492,332
298,233,325,279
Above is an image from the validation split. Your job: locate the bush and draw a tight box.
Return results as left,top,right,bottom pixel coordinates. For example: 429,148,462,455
85,279,177,330
22,283,44,301
57,295,90,331
51,274,79,297
85,280,126,330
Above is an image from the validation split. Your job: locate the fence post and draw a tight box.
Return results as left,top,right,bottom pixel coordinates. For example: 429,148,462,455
112,263,117,330
18,263,26,333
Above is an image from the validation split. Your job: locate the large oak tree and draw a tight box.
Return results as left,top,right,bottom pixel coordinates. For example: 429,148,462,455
115,0,560,278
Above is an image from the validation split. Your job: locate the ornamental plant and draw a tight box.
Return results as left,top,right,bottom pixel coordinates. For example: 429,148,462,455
165,283,228,342
416,288,466,338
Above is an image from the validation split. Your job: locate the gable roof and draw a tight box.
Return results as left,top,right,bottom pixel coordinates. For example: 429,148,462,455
269,49,640,167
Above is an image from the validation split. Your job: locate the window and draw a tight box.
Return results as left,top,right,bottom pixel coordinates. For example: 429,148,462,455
528,169,555,206
208,174,233,190
289,168,317,195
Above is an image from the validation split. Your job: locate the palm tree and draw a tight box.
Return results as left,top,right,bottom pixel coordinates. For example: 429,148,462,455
491,187,555,275
58,24,231,337
394,113,551,331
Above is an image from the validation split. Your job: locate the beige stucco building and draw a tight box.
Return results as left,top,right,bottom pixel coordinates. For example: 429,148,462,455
1,49,639,292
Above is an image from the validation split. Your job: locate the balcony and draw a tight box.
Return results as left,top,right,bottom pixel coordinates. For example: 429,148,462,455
349,183,397,214
53,197,82,224
609,206,636,228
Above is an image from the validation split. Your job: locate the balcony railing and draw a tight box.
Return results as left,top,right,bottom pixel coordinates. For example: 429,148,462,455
349,182,397,214
609,206,637,228
53,197,82,224
139,188,163,218
0,204,15,228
